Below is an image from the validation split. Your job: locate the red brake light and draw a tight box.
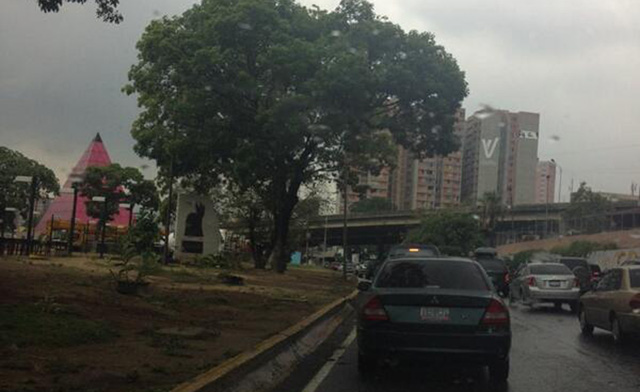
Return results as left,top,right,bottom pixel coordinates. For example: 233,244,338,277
362,296,389,321
630,294,640,310
482,299,510,325
573,278,580,288
527,277,536,287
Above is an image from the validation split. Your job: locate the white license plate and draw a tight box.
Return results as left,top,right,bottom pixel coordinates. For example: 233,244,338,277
549,281,561,287
420,307,450,322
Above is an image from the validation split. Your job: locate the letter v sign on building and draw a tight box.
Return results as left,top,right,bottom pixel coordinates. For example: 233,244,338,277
461,110,540,206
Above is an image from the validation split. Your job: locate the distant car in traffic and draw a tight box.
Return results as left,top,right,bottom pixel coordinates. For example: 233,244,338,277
509,262,581,312
356,257,511,383
557,257,592,293
364,244,441,280
474,248,510,297
578,266,640,343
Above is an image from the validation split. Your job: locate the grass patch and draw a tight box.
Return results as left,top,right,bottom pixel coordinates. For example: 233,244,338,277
0,304,117,348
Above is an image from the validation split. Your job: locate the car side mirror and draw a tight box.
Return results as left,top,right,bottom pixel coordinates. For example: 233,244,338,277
357,280,372,291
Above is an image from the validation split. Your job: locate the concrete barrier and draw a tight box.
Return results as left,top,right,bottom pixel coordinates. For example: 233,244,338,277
171,290,357,392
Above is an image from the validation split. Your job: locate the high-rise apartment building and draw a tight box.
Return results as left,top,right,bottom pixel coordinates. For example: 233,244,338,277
338,109,465,212
389,109,465,210
461,110,540,206
535,160,556,204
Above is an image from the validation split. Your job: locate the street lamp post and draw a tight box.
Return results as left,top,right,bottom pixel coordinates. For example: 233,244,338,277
551,159,562,203
92,196,107,258
545,174,551,238
67,177,82,256
14,176,37,256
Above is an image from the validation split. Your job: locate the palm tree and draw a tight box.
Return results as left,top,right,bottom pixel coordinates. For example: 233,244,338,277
478,192,504,246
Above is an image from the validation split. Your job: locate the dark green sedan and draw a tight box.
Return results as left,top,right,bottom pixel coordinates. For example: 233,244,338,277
357,257,512,383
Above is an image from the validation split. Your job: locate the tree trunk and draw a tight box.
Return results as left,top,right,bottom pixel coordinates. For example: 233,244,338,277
247,209,266,269
267,196,297,274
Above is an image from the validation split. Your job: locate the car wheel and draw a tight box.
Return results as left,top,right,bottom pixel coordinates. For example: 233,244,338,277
611,316,626,344
579,308,594,335
357,352,376,376
569,302,578,313
488,358,509,384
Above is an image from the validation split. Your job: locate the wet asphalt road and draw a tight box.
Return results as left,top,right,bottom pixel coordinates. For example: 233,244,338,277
279,301,640,392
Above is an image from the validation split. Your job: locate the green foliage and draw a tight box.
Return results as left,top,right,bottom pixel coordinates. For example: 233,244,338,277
36,0,123,23
406,211,482,256
125,210,160,255
0,146,59,229
350,197,395,214
550,240,618,258
563,182,611,234
0,304,116,348
81,164,158,226
125,0,468,272
508,249,541,272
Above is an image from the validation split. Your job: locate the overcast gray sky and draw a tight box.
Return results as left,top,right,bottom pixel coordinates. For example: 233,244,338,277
2,0,640,199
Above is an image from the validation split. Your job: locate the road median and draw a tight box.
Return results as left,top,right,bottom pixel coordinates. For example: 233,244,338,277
171,290,358,392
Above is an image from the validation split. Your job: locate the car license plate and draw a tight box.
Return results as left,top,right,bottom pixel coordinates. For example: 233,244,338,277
549,281,561,288
419,307,450,322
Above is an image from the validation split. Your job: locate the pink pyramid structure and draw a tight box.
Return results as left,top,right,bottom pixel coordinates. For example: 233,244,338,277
35,133,131,234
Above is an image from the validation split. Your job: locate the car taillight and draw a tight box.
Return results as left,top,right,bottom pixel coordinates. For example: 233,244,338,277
481,299,510,326
527,277,536,287
630,294,640,310
504,273,510,283
573,278,580,288
362,296,389,321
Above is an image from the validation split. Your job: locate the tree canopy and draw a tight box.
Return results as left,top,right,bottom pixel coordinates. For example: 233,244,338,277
563,182,610,234
36,0,122,23
0,147,59,230
406,211,482,256
80,164,158,225
126,0,468,272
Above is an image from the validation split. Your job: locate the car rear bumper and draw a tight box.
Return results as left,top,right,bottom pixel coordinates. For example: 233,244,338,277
529,287,580,303
357,327,511,363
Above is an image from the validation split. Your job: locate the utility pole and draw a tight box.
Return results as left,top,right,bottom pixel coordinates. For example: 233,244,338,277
342,164,349,280
163,155,174,264
67,184,79,256
545,174,550,238
25,177,38,256
322,215,328,267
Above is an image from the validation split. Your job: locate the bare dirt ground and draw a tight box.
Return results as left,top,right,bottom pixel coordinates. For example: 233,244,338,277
0,256,354,392
497,229,640,255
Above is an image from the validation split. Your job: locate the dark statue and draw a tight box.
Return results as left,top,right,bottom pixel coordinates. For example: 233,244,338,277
184,202,205,237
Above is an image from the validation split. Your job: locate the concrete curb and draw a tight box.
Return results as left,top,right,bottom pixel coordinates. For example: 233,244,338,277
171,290,358,392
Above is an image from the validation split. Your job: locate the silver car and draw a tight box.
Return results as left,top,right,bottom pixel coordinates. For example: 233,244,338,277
510,263,581,311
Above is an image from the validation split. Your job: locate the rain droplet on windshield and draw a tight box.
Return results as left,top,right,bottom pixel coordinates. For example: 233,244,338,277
372,29,380,36
431,126,442,134
238,23,252,30
397,51,407,60
349,47,358,54
217,112,225,119
331,30,341,37
549,135,561,142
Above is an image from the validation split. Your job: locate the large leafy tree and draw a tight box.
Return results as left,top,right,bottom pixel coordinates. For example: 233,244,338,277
125,0,467,272
35,0,122,23
80,164,158,227
406,211,482,256
0,147,59,233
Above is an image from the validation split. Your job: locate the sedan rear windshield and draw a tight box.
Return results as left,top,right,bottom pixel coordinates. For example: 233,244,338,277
630,269,640,288
477,259,505,271
530,264,572,275
375,260,489,291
